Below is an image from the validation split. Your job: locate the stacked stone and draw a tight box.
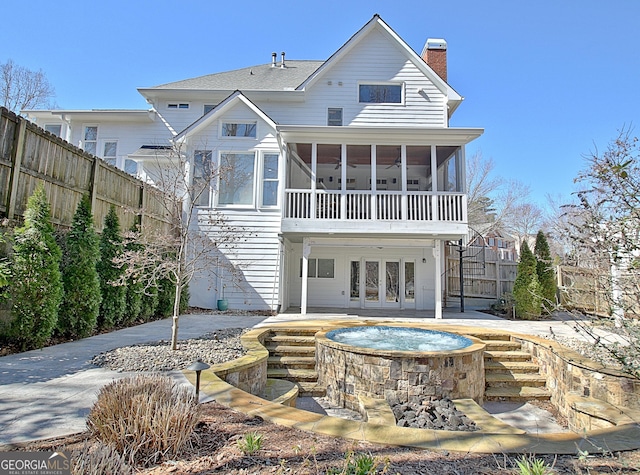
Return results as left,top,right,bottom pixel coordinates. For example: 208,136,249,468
393,397,478,431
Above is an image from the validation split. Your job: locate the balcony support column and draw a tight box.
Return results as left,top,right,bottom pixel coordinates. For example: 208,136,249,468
300,238,311,315
433,240,443,319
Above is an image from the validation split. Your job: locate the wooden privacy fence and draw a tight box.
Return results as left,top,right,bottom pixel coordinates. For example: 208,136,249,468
556,265,611,317
446,247,518,301
0,107,173,233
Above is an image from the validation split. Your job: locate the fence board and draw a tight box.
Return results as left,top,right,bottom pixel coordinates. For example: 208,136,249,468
0,107,173,234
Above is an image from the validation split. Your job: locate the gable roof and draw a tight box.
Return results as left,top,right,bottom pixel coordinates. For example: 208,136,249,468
297,14,463,111
173,91,277,143
143,60,324,92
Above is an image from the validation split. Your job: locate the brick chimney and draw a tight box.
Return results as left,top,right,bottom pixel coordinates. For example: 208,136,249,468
421,38,447,82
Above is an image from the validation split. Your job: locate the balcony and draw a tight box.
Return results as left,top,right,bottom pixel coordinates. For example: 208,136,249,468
282,189,467,237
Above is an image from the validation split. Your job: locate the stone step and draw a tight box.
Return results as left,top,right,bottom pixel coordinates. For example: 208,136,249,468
466,332,513,342
264,335,316,346
269,328,319,337
484,360,541,374
266,345,316,357
267,367,318,382
267,356,316,369
482,340,522,352
484,350,532,362
484,386,551,402
485,373,547,388
296,381,326,397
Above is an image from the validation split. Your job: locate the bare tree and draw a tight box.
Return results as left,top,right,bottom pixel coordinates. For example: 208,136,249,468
1,60,55,112
504,202,543,246
466,151,532,233
118,143,250,350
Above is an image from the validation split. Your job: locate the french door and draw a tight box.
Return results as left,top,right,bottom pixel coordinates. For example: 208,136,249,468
351,259,414,309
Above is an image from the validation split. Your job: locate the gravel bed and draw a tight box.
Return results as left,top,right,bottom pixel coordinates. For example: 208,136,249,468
91,328,247,372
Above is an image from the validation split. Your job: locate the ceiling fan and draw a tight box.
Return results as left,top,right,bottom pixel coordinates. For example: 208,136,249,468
386,156,401,169
332,158,357,169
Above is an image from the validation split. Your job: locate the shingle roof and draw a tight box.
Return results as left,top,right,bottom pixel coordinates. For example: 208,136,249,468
150,61,325,91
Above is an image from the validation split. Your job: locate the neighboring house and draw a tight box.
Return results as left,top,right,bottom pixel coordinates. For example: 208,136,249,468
24,15,483,317
469,225,518,262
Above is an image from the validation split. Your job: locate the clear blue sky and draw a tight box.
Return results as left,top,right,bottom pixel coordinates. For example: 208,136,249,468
3,0,639,207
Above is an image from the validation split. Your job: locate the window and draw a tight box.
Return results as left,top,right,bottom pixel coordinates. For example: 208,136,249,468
218,152,255,205
124,159,138,176
359,84,402,103
102,141,117,166
221,122,257,138
193,150,212,206
327,108,343,126
44,124,62,137
83,126,97,155
262,153,279,207
300,258,335,278
168,103,189,109
204,104,216,114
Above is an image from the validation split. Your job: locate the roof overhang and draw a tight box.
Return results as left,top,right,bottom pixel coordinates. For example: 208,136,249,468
138,88,306,104
277,125,483,146
23,109,156,123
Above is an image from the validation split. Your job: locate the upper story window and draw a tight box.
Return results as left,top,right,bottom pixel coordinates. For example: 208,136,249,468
204,104,216,115
83,126,98,155
221,122,257,138
102,141,117,166
262,153,279,207
44,124,62,137
327,108,343,126
168,103,189,109
193,150,212,207
358,84,403,103
218,152,255,206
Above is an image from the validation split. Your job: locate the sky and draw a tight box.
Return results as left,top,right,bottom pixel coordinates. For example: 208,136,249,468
2,0,639,208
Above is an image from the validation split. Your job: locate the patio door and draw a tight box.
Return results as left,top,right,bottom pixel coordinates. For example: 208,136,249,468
362,259,401,308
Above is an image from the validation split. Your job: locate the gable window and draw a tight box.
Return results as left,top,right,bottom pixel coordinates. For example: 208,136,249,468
221,122,257,138
102,141,117,166
358,84,402,103
83,126,97,155
218,152,255,206
261,153,279,207
44,124,62,137
168,103,189,109
193,150,212,206
327,108,343,126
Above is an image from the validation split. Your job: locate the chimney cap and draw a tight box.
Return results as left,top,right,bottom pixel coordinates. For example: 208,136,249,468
425,38,447,50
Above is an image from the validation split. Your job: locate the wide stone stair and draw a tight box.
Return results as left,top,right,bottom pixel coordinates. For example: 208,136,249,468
473,332,551,402
263,328,325,397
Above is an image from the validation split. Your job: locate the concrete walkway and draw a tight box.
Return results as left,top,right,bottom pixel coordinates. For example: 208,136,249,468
0,313,265,446
0,306,620,447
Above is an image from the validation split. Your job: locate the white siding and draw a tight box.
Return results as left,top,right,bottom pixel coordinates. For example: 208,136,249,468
262,29,448,127
190,210,283,311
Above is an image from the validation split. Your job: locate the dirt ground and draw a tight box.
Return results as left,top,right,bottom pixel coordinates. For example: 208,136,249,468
19,401,640,474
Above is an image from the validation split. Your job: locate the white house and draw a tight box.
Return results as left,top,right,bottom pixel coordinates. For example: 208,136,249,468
24,15,483,317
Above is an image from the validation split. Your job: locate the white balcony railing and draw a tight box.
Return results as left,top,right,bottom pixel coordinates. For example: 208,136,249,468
284,190,466,223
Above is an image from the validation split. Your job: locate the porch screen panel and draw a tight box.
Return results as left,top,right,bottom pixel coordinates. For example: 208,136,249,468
375,145,401,191
436,146,462,192
316,144,341,191
406,146,431,191
346,145,371,190
287,143,311,189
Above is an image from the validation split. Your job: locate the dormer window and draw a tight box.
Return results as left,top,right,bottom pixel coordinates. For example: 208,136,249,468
358,84,403,103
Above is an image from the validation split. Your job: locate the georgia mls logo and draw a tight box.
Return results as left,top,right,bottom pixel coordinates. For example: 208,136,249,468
0,451,70,475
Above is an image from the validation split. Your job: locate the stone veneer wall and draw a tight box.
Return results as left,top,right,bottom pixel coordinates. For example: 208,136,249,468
211,328,270,397
316,334,485,413
515,335,640,430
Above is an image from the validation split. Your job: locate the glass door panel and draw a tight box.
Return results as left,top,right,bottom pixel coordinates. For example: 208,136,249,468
385,261,400,304
404,261,415,305
365,261,379,303
350,261,360,301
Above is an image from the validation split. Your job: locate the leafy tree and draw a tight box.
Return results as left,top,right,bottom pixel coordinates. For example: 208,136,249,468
97,206,126,329
512,241,542,319
534,230,557,313
10,185,63,349
1,59,55,112
58,195,102,338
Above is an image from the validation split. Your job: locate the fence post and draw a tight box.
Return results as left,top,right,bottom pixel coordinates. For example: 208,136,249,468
6,116,27,220
89,155,99,215
138,184,145,232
